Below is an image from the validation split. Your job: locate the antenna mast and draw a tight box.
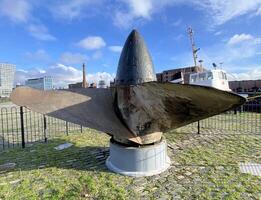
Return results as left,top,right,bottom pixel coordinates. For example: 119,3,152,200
187,27,199,67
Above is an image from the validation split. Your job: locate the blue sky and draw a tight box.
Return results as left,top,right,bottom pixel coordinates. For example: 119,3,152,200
0,0,261,87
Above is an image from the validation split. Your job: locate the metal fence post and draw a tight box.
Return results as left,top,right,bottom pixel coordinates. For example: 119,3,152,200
197,120,200,134
66,121,69,136
80,125,83,133
43,115,47,143
20,106,25,148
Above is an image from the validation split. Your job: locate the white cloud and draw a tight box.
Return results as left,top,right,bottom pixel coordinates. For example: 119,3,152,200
214,31,223,36
227,34,254,45
197,43,260,72
108,46,123,53
0,1,57,42
15,68,46,86
170,30,261,76
0,0,31,23
60,52,88,65
49,0,103,20
77,36,106,50
113,0,261,28
172,19,182,27
193,0,261,25
15,64,115,88
27,24,56,41
127,0,153,19
113,11,134,29
25,49,51,62
15,64,81,88
256,7,261,15
113,0,156,28
92,51,103,59
0,0,60,44
230,68,261,81
87,72,115,88
187,33,261,71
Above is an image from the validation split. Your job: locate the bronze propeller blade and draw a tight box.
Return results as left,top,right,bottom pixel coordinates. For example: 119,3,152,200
11,82,245,145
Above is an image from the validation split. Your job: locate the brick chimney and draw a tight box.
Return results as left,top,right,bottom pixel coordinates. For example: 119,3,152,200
82,63,87,88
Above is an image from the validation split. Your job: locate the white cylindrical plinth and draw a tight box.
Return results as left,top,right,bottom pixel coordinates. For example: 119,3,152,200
106,139,170,177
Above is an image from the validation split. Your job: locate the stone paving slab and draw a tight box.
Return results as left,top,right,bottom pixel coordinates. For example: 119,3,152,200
239,163,261,176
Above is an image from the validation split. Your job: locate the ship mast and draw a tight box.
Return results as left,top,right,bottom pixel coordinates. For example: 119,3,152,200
187,27,200,67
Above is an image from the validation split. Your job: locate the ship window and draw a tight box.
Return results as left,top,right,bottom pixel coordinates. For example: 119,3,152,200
207,72,213,80
199,73,205,81
172,72,182,80
223,72,227,80
190,75,197,82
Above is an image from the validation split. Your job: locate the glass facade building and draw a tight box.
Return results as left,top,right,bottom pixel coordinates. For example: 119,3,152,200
98,80,106,88
25,76,53,90
0,63,16,97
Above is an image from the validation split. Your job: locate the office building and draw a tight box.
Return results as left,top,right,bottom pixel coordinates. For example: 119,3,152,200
0,63,16,97
25,76,53,90
68,82,83,89
98,80,106,88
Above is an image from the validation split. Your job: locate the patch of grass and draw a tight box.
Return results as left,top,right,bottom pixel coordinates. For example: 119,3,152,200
0,128,260,199
165,130,261,200
169,134,261,165
0,130,131,199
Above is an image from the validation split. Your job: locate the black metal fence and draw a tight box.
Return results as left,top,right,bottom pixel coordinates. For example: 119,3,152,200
182,96,261,135
184,110,260,135
0,96,260,151
0,105,82,150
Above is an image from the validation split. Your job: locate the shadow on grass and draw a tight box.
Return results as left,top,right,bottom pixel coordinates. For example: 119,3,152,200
0,137,110,174
1,130,260,174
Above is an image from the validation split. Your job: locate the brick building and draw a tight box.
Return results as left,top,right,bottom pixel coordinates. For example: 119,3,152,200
68,82,84,89
156,66,206,83
229,80,261,94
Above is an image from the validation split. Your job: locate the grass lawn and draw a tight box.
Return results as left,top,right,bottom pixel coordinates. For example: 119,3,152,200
0,129,260,199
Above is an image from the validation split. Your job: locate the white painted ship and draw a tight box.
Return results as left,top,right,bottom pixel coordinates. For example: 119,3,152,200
186,27,231,91
189,69,231,91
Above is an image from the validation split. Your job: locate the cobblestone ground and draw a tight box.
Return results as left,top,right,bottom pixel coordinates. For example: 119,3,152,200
0,128,260,199
126,127,261,199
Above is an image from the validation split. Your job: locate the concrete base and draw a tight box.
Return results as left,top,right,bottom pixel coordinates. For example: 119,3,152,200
106,139,170,177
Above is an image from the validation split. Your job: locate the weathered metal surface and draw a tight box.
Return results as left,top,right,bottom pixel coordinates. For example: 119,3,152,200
10,87,138,144
10,29,246,145
11,82,245,145
115,82,245,143
115,29,156,86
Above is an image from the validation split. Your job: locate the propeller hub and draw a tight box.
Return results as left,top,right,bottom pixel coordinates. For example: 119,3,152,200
115,29,156,86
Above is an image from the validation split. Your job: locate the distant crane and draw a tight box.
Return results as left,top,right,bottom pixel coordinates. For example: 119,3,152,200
187,27,200,67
